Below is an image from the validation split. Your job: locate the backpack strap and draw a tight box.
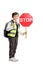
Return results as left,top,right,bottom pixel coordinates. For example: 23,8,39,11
5,22,9,30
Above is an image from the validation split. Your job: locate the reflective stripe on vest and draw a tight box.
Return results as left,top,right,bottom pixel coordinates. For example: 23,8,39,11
7,33,15,37
7,29,16,37
10,29,16,33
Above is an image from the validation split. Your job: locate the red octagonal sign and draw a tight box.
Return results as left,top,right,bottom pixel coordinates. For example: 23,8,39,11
19,13,33,27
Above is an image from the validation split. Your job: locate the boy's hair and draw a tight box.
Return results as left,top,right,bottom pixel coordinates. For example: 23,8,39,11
12,12,19,17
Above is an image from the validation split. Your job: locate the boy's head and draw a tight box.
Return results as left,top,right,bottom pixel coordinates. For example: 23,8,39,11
12,12,19,21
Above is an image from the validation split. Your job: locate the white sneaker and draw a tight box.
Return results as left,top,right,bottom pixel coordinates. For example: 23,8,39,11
9,57,18,62
9,57,14,61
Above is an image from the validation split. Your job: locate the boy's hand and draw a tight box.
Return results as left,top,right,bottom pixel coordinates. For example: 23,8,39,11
20,32,27,35
23,32,27,35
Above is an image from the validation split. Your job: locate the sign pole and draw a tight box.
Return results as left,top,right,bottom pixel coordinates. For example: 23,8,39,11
25,27,27,38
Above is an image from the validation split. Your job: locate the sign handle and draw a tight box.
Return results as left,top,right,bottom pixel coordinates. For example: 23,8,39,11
25,27,27,38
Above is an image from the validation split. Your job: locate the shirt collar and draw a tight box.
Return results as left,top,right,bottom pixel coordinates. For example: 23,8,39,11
11,20,17,23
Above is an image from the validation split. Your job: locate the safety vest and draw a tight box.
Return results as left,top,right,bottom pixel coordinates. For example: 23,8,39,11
7,22,20,37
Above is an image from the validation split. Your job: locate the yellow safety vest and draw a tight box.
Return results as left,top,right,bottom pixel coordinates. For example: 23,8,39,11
7,22,20,37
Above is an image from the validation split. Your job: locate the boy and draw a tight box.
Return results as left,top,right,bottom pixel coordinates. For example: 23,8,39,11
5,12,26,62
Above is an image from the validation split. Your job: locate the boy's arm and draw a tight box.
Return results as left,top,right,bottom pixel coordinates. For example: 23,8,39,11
6,22,13,31
18,25,27,35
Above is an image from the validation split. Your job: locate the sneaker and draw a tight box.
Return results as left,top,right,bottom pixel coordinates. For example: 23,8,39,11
9,57,18,62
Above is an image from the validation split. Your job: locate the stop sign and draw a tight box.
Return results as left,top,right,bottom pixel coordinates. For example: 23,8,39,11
19,13,33,27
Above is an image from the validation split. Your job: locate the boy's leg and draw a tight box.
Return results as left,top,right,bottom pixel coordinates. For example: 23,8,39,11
8,38,16,58
13,37,18,57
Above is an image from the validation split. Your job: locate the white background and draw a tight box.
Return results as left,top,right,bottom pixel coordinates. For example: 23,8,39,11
0,0,43,65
